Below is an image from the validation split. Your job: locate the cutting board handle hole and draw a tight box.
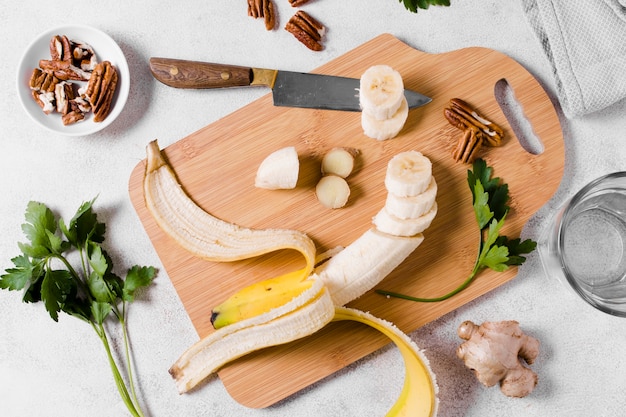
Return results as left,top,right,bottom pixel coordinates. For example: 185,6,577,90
494,78,544,155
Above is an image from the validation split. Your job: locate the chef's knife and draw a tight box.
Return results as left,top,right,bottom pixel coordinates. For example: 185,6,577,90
149,58,431,111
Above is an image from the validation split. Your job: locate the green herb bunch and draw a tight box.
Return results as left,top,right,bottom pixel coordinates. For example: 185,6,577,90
399,0,450,13
377,158,536,302
0,198,156,417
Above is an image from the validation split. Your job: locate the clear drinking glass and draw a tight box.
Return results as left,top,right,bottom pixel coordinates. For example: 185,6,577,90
539,172,626,316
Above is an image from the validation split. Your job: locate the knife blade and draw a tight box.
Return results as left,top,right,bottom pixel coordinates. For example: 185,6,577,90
149,58,431,111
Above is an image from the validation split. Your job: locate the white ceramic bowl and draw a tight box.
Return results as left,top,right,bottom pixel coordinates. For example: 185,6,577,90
17,25,130,136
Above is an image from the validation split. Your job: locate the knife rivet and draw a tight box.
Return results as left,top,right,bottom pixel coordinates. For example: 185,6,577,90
169,67,179,76
221,71,230,80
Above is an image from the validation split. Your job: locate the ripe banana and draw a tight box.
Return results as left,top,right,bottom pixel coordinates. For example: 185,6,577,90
170,278,334,394
211,267,312,329
312,228,424,307
359,64,405,120
143,140,316,275
333,307,439,417
384,151,433,198
255,146,299,190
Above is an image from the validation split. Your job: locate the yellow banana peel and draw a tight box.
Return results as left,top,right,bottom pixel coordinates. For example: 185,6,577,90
333,307,439,417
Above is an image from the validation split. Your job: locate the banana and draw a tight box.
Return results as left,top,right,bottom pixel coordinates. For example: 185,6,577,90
211,267,312,329
333,307,439,417
312,228,424,307
170,278,334,394
255,146,299,190
384,151,432,197
153,141,440,405
143,140,316,275
373,203,438,237
210,249,342,329
361,96,409,141
359,64,405,120
385,177,437,220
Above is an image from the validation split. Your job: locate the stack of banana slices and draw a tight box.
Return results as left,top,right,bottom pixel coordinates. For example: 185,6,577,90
360,65,410,141
374,150,438,237
143,140,439,416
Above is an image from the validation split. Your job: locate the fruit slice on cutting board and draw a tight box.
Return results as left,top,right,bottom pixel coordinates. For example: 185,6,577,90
255,146,300,190
359,65,409,141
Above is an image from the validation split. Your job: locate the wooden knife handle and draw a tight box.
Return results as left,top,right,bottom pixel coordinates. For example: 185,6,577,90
149,58,253,89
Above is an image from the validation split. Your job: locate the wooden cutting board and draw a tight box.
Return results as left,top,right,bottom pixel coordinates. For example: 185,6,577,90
128,33,563,408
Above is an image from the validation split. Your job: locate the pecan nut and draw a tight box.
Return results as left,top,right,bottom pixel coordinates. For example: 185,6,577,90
288,0,311,6
62,110,85,126
39,59,92,81
452,128,483,163
55,81,75,115
50,35,72,62
285,10,325,51
447,98,505,146
84,61,119,123
248,0,276,31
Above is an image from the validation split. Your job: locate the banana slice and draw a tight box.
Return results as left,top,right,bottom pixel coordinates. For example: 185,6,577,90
384,151,432,197
170,278,334,394
315,175,351,209
359,64,405,120
361,96,409,141
255,146,299,190
373,203,438,237
312,228,424,306
143,140,316,274
385,177,437,219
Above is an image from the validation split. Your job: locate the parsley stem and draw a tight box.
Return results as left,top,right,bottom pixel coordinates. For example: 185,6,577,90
119,305,145,417
375,233,484,302
376,268,480,302
95,322,143,417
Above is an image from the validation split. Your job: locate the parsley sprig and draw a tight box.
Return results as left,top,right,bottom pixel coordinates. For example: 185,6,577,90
377,158,536,302
0,198,156,417
399,0,450,13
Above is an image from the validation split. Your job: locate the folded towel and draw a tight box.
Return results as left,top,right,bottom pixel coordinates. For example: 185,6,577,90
522,0,626,117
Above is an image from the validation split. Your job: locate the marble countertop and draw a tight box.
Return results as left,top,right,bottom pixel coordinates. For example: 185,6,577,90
2,1,626,416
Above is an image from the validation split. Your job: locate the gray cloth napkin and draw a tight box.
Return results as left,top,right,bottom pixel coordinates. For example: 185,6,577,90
522,0,626,118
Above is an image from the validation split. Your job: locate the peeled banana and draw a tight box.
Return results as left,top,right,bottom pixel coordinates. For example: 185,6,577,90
312,228,424,307
143,140,316,276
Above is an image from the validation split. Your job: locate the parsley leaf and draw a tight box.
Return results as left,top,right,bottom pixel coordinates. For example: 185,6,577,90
400,0,450,13
377,158,537,302
123,266,156,302
0,199,156,416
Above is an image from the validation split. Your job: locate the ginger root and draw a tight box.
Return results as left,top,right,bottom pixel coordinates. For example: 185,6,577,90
456,320,540,398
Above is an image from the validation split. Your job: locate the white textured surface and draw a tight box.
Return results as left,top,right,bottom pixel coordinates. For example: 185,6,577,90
2,1,626,416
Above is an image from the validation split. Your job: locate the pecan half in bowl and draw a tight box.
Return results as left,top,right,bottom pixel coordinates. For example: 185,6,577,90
17,25,130,136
